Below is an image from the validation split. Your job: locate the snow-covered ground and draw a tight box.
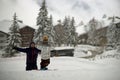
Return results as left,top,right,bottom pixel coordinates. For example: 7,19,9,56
0,45,120,80
0,55,120,80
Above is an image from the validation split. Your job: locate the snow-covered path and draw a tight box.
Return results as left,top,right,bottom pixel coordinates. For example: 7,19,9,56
0,55,120,80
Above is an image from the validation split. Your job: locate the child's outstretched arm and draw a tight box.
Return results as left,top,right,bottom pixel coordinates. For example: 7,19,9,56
13,47,27,53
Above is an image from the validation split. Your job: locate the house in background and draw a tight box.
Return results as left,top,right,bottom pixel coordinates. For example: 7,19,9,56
0,31,9,49
0,20,36,47
54,24,66,46
78,27,108,46
116,22,120,46
78,33,88,44
19,26,35,47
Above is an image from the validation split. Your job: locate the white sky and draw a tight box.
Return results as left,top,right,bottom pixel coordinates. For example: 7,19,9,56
0,0,120,34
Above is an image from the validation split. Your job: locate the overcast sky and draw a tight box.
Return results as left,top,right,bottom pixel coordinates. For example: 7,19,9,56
0,0,120,34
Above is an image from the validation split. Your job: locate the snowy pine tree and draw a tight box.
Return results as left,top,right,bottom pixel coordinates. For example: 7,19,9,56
62,16,78,46
79,21,84,26
86,17,104,46
3,13,21,57
106,23,116,49
69,17,78,46
84,25,89,32
34,0,54,44
106,16,120,50
63,16,71,45
116,23,120,52
54,19,65,46
48,15,55,43
87,18,98,45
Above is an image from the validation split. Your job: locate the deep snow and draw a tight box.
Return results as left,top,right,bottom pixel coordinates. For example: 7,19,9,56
0,45,120,80
0,55,120,80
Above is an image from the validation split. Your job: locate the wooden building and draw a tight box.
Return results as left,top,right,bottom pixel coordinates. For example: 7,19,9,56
78,27,108,46
0,31,9,49
78,33,88,44
19,26,35,47
51,47,74,57
54,24,66,46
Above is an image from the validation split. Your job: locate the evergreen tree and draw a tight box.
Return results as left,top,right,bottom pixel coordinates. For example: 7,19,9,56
84,25,89,32
116,23,120,52
3,13,21,57
84,17,105,46
34,0,54,44
48,15,55,43
106,23,116,49
79,21,84,26
69,17,78,46
63,16,71,45
87,18,100,45
106,16,120,50
54,19,65,46
62,16,78,46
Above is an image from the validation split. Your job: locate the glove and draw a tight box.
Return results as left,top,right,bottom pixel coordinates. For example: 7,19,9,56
13,46,17,49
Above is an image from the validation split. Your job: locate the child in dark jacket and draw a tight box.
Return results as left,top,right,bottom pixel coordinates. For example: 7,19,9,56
13,42,41,71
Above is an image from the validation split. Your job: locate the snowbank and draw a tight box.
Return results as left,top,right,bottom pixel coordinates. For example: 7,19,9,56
74,45,98,57
53,46,74,50
95,49,120,60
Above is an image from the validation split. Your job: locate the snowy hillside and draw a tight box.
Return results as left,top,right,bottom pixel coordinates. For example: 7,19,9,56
0,20,26,33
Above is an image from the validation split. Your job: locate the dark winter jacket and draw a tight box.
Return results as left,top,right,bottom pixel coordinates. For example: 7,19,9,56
14,47,41,65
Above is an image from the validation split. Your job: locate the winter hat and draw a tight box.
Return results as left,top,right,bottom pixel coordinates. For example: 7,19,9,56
43,35,48,42
30,42,35,44
29,42,35,46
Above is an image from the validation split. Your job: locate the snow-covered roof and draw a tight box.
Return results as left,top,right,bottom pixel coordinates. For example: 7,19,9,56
53,47,74,50
0,30,9,36
20,26,35,30
102,18,120,27
0,20,27,33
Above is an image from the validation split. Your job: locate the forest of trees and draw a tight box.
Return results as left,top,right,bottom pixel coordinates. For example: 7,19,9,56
33,0,78,46
83,15,120,51
1,0,120,57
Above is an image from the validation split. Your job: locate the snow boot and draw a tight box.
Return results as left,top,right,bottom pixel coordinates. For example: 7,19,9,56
40,67,48,70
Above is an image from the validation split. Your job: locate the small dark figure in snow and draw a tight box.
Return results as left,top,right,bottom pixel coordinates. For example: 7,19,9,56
13,42,41,71
40,35,51,70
